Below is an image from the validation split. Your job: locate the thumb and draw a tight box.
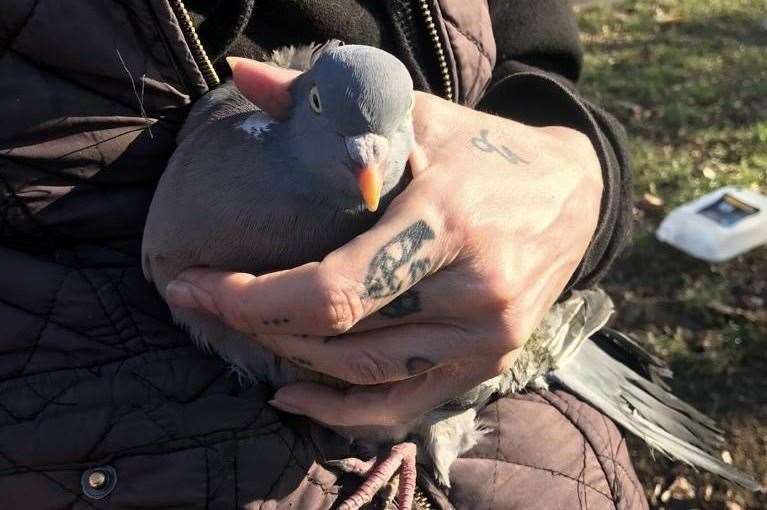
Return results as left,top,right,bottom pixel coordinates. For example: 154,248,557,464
226,56,300,120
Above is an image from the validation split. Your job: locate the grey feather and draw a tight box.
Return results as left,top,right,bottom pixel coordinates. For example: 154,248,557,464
175,82,253,144
551,329,762,491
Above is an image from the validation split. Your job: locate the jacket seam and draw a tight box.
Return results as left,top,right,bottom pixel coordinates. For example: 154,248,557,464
233,437,240,508
17,269,72,377
75,268,137,357
7,47,160,122
460,398,614,502
459,454,614,500
0,166,50,241
537,391,619,504
0,448,98,509
600,413,647,508
0,342,191,385
0,0,42,61
138,0,198,94
0,423,284,476
442,17,493,64
204,446,211,509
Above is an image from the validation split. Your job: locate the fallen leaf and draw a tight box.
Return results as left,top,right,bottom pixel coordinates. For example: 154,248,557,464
660,476,696,502
637,192,665,214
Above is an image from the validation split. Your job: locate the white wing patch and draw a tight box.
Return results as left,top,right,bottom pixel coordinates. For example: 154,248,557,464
239,113,273,138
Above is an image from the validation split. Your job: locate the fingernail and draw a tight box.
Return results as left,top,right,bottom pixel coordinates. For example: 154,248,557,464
226,56,244,72
268,399,304,415
166,281,200,309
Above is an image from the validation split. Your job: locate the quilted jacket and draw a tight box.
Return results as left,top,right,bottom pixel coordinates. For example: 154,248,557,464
0,1,647,508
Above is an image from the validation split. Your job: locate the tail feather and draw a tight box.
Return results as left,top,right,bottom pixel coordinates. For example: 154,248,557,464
551,331,762,491
594,328,673,388
625,370,722,436
621,381,722,454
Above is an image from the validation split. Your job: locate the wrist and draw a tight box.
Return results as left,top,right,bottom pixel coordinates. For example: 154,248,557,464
543,126,603,188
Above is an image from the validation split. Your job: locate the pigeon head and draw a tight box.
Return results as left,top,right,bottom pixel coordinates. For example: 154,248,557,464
286,45,415,212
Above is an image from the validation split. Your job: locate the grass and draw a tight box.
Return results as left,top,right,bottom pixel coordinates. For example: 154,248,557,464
575,1,767,508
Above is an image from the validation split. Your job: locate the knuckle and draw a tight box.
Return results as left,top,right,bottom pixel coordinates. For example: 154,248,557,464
412,92,445,141
482,269,519,313
213,273,258,333
543,127,601,184
312,274,364,335
542,126,589,148
343,350,395,386
218,293,252,333
491,317,531,353
570,131,597,159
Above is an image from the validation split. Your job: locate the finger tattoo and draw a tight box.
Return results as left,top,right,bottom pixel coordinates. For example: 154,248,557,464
262,317,290,325
362,220,435,301
290,356,314,368
406,356,436,376
378,288,422,318
471,129,529,165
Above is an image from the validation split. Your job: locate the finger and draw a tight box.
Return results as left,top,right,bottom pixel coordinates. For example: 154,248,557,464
167,186,459,336
345,264,494,332
226,57,299,120
407,143,429,177
268,354,515,427
252,323,471,386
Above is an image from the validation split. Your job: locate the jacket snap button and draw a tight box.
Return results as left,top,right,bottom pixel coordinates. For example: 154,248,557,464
81,465,117,499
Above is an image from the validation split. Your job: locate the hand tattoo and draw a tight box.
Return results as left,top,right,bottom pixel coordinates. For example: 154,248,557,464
262,318,290,325
362,220,435,301
379,288,422,318
290,356,313,368
471,129,529,165
406,357,435,376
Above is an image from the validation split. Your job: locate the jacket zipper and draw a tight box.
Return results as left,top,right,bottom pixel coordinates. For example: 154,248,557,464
417,0,453,102
412,485,435,509
168,0,220,88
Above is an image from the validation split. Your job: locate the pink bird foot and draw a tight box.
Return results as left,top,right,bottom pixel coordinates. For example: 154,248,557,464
328,442,418,510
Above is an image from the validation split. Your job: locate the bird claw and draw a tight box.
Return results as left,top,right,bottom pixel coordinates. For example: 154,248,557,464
328,442,418,510
325,457,378,477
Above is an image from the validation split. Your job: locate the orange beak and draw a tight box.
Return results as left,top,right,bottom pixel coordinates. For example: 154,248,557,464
345,133,389,212
356,165,384,212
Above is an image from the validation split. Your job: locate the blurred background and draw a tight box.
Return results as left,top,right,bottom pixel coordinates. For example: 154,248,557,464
573,0,766,508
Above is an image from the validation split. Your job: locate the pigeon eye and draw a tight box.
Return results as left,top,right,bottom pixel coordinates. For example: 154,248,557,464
309,85,322,114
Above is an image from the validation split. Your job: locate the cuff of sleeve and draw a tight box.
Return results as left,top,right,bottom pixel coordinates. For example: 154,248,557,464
477,67,632,293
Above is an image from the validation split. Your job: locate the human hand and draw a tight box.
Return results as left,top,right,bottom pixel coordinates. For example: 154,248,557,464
166,57,603,428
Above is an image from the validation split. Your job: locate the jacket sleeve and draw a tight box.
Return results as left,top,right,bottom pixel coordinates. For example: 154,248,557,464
478,0,632,292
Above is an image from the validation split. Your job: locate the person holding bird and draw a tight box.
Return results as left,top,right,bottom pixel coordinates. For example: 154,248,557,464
144,42,758,509
10,1,758,509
